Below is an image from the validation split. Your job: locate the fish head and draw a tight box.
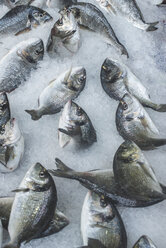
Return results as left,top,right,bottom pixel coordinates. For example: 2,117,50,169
133,235,157,248
25,163,54,190
67,67,86,92
119,93,139,117
102,58,126,83
18,38,44,64
30,8,53,25
64,101,87,127
115,140,139,164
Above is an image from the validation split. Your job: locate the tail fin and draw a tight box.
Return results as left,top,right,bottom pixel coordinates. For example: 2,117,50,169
151,138,166,148
143,101,166,112
121,46,129,58
146,22,159,32
25,109,41,121
155,104,166,112
48,158,78,179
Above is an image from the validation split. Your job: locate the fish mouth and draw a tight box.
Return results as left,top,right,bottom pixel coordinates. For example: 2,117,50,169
44,14,53,23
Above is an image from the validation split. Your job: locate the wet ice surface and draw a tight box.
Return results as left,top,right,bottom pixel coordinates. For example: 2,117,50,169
0,0,166,247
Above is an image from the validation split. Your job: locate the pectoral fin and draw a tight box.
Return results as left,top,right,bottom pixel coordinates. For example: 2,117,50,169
15,27,31,36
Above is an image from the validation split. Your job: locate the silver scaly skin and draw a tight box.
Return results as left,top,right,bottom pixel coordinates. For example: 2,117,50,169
25,67,86,120
101,58,166,112
133,236,158,248
64,2,129,57
58,100,97,148
81,191,127,248
0,38,44,93
3,163,57,248
116,93,166,150
0,92,11,134
95,0,158,31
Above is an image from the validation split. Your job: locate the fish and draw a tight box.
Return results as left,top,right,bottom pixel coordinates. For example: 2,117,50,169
0,92,11,134
0,118,24,173
47,9,80,53
81,191,127,248
0,196,69,237
61,2,129,57
0,38,44,93
58,100,97,148
116,93,166,150
25,67,86,120
49,158,166,207
95,0,158,31
133,236,158,248
3,163,57,248
101,58,166,112
0,5,52,36
113,140,166,202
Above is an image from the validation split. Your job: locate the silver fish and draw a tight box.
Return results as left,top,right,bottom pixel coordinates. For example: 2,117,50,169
0,118,24,173
62,2,129,57
49,158,166,207
116,93,166,149
101,58,166,112
47,10,80,53
0,38,44,93
81,191,127,248
133,236,158,248
95,0,158,31
25,67,86,120
113,140,166,202
0,6,52,36
3,163,57,248
0,92,10,134
58,100,97,148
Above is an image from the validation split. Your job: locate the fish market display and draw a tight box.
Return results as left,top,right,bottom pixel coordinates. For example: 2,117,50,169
116,93,166,149
101,58,166,112
61,2,129,56
133,236,158,248
0,118,24,173
95,0,158,31
58,100,97,148
47,10,80,53
0,92,10,133
81,191,127,248
0,38,44,93
3,163,57,248
25,67,86,120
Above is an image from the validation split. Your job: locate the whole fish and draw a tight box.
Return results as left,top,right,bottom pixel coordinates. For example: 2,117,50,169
0,38,44,93
25,67,86,120
116,93,166,149
101,58,166,112
47,10,80,53
58,100,97,148
0,118,24,173
49,158,166,207
0,196,69,237
113,140,166,202
133,236,158,248
3,163,57,248
96,0,158,31
81,191,127,248
0,5,52,36
61,2,129,57
0,92,10,134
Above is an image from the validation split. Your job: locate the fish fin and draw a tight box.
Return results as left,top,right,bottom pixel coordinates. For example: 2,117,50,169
160,183,166,194
137,161,158,182
55,158,74,172
146,22,159,32
25,109,41,121
58,128,75,137
155,104,166,112
149,138,166,148
12,188,29,193
15,27,31,36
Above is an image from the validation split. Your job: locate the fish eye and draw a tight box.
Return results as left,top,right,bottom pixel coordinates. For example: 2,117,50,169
39,171,46,178
58,19,63,26
35,49,40,55
39,13,44,18
76,107,82,116
100,198,107,208
122,102,128,110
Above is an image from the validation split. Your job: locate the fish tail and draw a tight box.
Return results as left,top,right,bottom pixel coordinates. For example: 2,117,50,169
25,109,41,121
121,46,129,58
146,22,159,32
155,104,166,112
49,158,79,180
143,101,166,112
151,138,166,148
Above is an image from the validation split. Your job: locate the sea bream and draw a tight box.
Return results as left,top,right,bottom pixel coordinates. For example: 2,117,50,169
58,100,97,148
25,67,86,120
81,191,127,248
61,2,129,57
47,10,80,53
116,93,166,149
0,5,52,36
0,38,44,93
101,58,166,112
95,0,158,31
